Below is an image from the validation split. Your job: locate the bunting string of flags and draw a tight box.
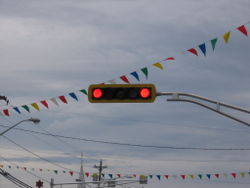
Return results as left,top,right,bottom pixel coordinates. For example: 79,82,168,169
0,164,250,181
0,22,249,117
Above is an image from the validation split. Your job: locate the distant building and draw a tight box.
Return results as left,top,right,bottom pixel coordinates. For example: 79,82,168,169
76,153,86,188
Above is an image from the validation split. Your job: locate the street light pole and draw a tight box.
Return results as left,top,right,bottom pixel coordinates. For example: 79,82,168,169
0,118,40,136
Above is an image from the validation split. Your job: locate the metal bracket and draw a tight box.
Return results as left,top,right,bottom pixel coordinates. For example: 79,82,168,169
157,92,250,127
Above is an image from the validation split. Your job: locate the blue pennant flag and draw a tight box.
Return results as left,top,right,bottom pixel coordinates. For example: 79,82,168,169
130,71,140,81
199,43,206,56
69,92,78,101
13,107,21,114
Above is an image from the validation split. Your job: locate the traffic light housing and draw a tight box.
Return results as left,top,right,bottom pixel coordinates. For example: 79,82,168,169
88,84,156,103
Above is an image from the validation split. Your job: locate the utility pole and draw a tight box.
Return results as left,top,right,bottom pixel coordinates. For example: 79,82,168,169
93,160,107,188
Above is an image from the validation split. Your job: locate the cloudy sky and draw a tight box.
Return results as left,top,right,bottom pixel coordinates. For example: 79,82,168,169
0,0,250,187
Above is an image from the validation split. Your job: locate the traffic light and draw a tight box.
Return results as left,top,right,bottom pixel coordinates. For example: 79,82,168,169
88,84,156,103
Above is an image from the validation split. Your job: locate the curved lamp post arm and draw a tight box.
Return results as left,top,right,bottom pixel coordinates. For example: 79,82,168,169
0,118,40,136
157,92,250,127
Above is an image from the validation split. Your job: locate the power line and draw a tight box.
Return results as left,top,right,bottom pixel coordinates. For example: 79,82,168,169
2,135,78,174
1,124,250,151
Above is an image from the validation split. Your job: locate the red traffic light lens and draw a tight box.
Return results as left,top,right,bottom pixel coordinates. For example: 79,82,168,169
93,88,103,99
140,88,151,98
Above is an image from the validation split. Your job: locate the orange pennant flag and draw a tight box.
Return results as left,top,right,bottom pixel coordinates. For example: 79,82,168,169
153,62,164,70
31,103,40,111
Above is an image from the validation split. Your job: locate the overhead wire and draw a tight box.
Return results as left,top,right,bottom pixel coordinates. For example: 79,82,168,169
1,124,250,151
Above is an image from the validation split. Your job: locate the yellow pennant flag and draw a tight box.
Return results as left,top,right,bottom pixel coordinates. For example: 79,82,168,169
223,31,231,43
240,172,245,177
190,175,195,179
31,103,40,111
153,62,164,70
0,164,4,168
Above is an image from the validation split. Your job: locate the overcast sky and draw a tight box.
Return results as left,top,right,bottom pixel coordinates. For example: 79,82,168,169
1,0,250,188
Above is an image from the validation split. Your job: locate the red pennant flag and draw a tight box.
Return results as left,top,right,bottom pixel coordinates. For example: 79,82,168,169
187,48,198,56
163,57,175,61
237,25,248,36
214,174,219,178
181,175,186,180
231,173,237,179
85,172,89,177
117,174,121,178
3,109,9,116
69,171,74,176
133,174,136,177
164,175,169,179
120,75,130,84
59,96,68,104
40,169,43,172
40,100,49,108
23,167,27,171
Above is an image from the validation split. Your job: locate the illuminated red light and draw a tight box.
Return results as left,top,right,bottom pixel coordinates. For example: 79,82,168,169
140,88,151,98
93,88,103,99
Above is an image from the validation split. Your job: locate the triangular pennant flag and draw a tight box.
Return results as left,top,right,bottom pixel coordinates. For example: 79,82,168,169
133,174,137,177
31,103,40,111
149,175,153,179
211,38,218,51
50,98,59,106
156,175,161,180
198,174,202,179
187,48,198,56
13,107,21,114
80,89,88,96
237,25,248,36
59,96,67,104
22,105,30,112
3,109,10,116
63,171,66,173
181,175,186,180
141,67,148,79
130,71,140,81
85,172,89,177
240,172,245,177
0,164,4,168
223,31,231,43
102,173,105,177
40,100,49,108
198,43,206,56
153,62,164,70
164,175,169,179
214,174,219,178
117,174,121,178
69,92,78,101
40,169,43,172
206,174,211,179
190,175,195,179
24,167,27,171
120,75,130,84
69,171,74,176
8,165,11,169
231,173,237,179
54,170,58,174
108,174,113,178
163,57,175,61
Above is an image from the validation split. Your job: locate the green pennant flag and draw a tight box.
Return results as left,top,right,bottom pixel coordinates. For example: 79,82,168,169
149,175,153,179
198,174,203,179
54,170,58,174
22,105,30,112
80,89,88,95
141,67,148,79
211,38,218,51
